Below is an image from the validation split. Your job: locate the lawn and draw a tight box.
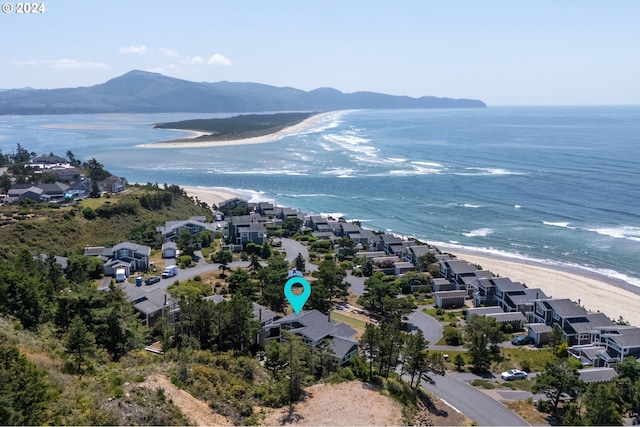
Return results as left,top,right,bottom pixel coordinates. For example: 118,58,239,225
78,194,124,210
329,311,369,329
497,347,555,373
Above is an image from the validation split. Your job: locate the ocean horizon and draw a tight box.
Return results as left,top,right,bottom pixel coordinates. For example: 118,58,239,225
2,106,640,291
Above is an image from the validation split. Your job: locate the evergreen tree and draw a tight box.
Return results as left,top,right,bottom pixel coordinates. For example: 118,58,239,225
464,315,505,372
294,252,306,272
532,359,585,417
582,382,623,426
65,316,96,376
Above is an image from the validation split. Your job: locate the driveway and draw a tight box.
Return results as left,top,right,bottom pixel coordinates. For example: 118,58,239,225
280,238,318,272
420,374,529,426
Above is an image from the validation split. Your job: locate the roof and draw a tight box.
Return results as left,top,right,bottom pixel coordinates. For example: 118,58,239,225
443,259,478,274
507,288,548,305
578,367,617,383
161,241,177,250
567,313,615,333
434,290,467,299
545,298,589,318
112,242,151,256
84,246,108,256
325,336,359,360
272,310,357,343
467,307,505,316
253,303,278,324
605,326,640,348
526,323,553,334
37,182,70,194
487,312,526,323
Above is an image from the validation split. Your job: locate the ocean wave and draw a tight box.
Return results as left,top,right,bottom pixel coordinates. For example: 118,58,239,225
320,168,356,178
543,221,576,229
586,225,640,242
207,168,308,176
463,228,494,237
454,167,524,176
426,241,640,290
322,132,378,158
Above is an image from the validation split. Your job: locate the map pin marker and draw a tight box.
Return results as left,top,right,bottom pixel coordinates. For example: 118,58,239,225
284,277,311,314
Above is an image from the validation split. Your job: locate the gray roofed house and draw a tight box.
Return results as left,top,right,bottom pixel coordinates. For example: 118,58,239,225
403,245,435,265
434,290,467,309
265,310,359,365
158,219,217,246
37,182,70,200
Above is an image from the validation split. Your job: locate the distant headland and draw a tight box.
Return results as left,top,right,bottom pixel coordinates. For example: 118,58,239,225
153,112,319,144
0,70,487,115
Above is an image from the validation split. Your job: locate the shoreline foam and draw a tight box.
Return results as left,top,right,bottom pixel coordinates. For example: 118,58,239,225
137,111,343,149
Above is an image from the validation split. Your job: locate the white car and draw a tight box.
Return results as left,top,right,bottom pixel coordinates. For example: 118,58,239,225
501,369,528,381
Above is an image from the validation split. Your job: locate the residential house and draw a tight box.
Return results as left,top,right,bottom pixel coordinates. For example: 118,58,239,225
569,325,640,367
529,298,616,346
403,245,436,266
434,290,467,309
472,277,547,313
218,197,249,214
438,259,492,292
86,242,151,277
394,261,417,276
38,182,70,201
466,306,526,330
98,175,126,193
307,215,331,232
431,278,454,292
228,214,267,246
158,218,217,247
264,310,359,366
6,185,48,203
32,154,67,166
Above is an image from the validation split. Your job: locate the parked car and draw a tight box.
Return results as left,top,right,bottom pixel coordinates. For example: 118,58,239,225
501,369,528,381
145,275,161,285
511,335,535,346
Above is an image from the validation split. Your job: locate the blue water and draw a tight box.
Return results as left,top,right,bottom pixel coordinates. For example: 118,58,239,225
2,106,640,288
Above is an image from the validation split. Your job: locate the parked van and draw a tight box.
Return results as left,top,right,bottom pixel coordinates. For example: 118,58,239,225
162,265,178,279
115,268,127,282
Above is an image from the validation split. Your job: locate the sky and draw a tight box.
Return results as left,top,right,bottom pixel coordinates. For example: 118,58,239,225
1,0,639,106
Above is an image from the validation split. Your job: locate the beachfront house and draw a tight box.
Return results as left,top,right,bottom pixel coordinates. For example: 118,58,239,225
529,298,616,346
569,325,640,367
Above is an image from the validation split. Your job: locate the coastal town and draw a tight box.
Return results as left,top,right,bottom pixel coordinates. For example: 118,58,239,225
2,149,640,426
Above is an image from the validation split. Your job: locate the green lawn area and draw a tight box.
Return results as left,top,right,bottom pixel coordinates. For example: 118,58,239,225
78,194,124,210
497,347,556,373
329,311,368,329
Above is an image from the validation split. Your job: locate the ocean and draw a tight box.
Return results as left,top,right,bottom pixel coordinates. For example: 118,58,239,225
2,106,640,289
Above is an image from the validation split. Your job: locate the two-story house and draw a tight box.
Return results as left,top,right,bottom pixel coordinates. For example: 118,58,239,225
264,310,359,366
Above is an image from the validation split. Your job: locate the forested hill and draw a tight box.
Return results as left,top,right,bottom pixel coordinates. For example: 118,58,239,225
0,70,487,114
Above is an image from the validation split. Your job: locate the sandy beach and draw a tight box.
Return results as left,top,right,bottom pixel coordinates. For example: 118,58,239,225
446,248,640,327
182,186,243,207
138,111,341,149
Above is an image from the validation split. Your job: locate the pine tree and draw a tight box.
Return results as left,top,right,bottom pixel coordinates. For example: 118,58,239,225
65,316,96,376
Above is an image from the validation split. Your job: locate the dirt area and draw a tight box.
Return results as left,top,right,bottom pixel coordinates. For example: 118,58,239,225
137,374,233,426
260,382,404,426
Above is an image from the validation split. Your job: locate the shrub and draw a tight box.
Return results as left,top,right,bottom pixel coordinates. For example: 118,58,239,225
443,326,462,346
536,399,554,413
177,255,192,268
82,207,96,220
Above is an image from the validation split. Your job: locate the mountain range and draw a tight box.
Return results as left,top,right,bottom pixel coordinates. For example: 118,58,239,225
0,70,486,115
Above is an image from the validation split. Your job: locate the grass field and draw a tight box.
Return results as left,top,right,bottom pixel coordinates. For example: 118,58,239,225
329,311,369,329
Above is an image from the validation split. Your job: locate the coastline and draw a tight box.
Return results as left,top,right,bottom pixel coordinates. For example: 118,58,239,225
445,247,640,327
180,183,640,326
137,111,341,149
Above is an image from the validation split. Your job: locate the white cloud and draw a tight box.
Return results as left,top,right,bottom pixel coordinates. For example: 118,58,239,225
11,59,107,70
208,53,232,66
182,56,205,65
119,45,148,54
160,48,179,58
50,59,107,70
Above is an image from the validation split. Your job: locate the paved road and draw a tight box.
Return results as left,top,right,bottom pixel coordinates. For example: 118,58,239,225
405,306,444,345
279,238,317,272
420,374,529,426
